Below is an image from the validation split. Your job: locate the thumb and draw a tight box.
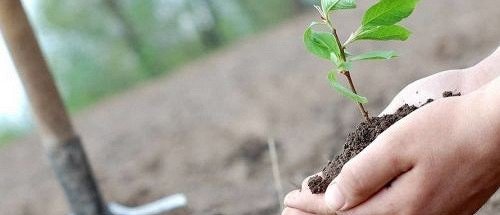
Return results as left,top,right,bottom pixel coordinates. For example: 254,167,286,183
324,131,414,212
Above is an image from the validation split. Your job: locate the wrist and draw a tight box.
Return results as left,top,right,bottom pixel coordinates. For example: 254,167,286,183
461,47,500,93
464,77,500,183
479,77,500,130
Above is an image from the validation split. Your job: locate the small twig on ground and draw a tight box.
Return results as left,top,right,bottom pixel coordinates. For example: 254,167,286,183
268,137,284,210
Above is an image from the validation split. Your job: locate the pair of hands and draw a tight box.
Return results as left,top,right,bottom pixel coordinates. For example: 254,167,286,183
283,47,500,215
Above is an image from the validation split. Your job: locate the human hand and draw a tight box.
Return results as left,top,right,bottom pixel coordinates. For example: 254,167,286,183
382,46,500,115
283,47,500,215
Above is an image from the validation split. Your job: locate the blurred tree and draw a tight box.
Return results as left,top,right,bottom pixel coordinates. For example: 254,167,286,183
293,0,310,12
102,0,157,76
0,0,315,144
198,0,222,49
239,0,293,31
40,0,142,110
35,0,310,112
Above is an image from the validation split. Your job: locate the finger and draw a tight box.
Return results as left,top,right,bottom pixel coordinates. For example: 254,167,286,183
339,168,419,215
284,173,335,214
301,173,322,192
284,189,333,214
378,88,407,116
380,69,464,116
324,131,414,211
282,207,317,215
337,187,392,215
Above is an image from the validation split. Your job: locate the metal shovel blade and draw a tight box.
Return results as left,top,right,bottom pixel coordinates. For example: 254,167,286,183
108,194,187,215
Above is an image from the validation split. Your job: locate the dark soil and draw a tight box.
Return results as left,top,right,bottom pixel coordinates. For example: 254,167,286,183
308,91,461,194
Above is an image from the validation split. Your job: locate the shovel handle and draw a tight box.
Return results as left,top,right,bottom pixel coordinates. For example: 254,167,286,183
0,1,108,214
0,0,73,148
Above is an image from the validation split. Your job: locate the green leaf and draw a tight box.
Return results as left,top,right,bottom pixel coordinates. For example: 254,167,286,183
355,25,410,41
321,0,341,14
329,49,351,71
337,61,352,71
314,5,323,15
330,52,341,66
321,0,356,14
350,50,398,61
328,71,368,103
344,50,353,57
362,0,419,26
332,0,356,10
304,24,341,60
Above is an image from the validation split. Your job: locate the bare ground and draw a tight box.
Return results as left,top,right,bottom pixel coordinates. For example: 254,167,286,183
1,0,500,214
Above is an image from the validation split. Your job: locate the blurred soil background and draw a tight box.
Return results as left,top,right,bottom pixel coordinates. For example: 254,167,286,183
1,0,500,214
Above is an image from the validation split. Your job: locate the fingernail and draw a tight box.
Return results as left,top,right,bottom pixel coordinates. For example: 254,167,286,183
325,184,345,211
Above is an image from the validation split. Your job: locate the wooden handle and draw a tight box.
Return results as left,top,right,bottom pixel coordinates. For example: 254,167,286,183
0,2,108,214
0,0,74,149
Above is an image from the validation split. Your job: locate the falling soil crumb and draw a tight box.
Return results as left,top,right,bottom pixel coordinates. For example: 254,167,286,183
443,91,461,97
308,91,461,194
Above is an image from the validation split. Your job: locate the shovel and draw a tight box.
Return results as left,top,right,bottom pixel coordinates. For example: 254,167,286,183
0,1,186,214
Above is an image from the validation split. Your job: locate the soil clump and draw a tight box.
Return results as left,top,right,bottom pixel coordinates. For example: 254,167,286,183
308,91,461,193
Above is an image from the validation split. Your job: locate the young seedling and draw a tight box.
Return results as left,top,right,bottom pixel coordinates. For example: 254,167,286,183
304,0,419,122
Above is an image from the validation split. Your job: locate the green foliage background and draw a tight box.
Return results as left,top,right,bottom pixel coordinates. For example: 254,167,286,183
0,0,312,145
40,0,309,111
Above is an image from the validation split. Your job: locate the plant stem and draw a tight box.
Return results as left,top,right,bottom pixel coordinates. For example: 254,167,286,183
341,71,370,121
329,21,371,122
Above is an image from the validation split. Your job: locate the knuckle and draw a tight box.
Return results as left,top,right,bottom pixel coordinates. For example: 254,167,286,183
339,162,367,200
376,129,405,154
404,203,423,215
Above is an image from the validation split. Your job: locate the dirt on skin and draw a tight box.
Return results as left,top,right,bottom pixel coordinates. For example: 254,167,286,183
309,91,460,194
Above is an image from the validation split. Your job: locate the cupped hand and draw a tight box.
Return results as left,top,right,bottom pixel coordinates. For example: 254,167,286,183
282,47,500,215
